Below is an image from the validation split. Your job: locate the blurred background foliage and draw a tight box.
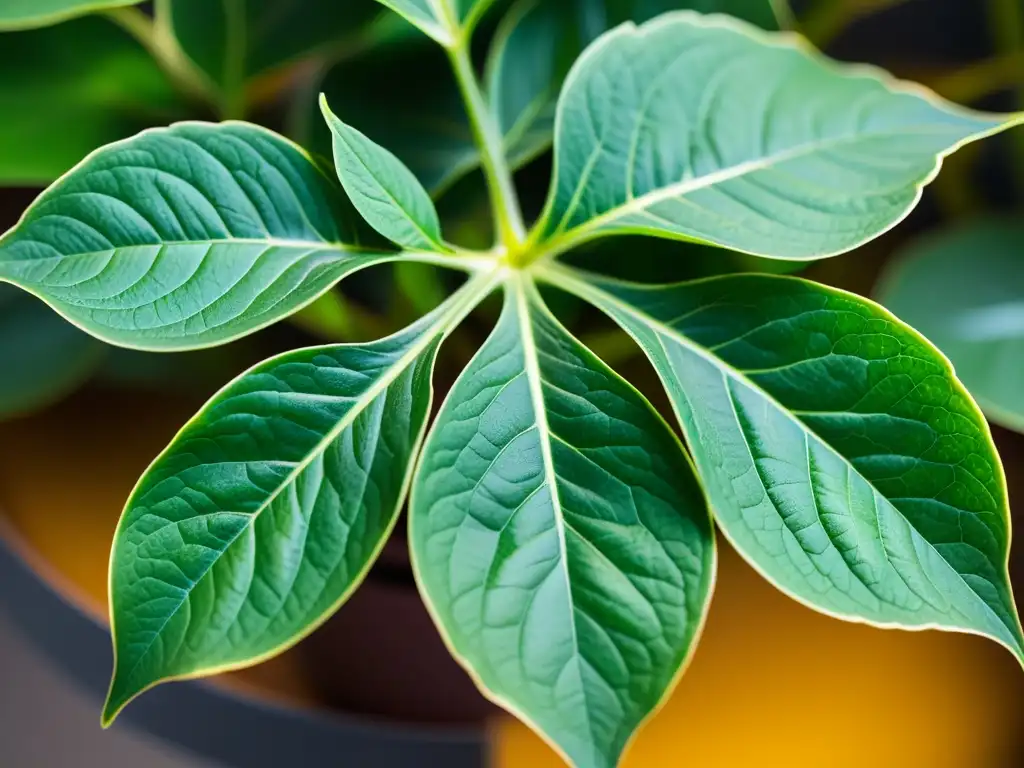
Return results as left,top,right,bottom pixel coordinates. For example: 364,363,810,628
0,0,1021,432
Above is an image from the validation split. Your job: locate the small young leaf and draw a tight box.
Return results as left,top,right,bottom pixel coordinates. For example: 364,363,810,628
0,0,141,30
320,96,448,252
302,37,477,196
536,12,1024,260
486,1,781,175
0,16,184,184
878,221,1024,433
0,284,105,419
543,265,1024,661
0,122,399,351
103,271,499,725
411,275,715,768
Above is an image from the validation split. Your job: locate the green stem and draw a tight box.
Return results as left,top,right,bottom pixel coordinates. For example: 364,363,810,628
932,50,1024,104
447,38,527,249
802,0,912,48
220,0,247,120
103,6,215,108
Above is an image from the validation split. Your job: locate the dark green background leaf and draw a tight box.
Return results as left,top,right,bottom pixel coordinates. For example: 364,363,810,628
878,221,1024,433
0,16,184,184
0,283,106,419
165,0,382,98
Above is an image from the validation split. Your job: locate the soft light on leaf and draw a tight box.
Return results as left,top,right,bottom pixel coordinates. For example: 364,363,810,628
0,122,401,351
542,264,1024,663
320,95,449,252
878,221,1024,433
411,274,715,768
103,271,500,725
535,12,1023,260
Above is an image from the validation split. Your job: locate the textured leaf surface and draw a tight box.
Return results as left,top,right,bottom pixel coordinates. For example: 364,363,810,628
166,0,381,90
103,273,497,724
321,97,447,251
0,122,395,351
0,17,183,184
537,12,1022,259
0,0,140,29
879,222,1024,433
0,284,105,419
487,1,780,175
411,275,715,768
543,266,1024,660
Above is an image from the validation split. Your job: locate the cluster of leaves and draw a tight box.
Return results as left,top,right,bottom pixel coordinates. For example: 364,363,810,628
1,2,1024,767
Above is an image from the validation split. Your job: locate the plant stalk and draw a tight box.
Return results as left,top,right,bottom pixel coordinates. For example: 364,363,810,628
103,6,215,109
447,41,527,249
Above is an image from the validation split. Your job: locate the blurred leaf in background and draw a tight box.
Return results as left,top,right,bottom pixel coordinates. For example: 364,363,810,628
878,221,1024,433
0,15,185,184
0,284,106,420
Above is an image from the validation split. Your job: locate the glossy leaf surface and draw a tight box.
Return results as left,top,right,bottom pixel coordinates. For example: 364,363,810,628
0,0,141,29
411,276,715,768
165,0,382,91
537,12,1022,259
0,17,183,184
0,122,396,351
103,274,497,724
321,96,448,251
0,284,105,419
487,1,781,175
543,266,1024,661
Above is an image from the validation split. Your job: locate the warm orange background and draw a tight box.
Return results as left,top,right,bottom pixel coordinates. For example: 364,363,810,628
1,390,1022,767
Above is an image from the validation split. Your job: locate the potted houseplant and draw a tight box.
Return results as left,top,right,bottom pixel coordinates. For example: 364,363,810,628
2,1,1023,766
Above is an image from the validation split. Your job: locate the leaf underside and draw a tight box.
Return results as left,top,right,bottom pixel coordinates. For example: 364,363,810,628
543,266,1024,660
411,277,715,768
0,0,142,30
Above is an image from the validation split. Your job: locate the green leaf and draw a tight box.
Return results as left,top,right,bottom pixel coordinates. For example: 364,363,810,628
0,284,106,419
372,0,497,43
486,1,781,175
878,221,1024,433
535,12,1024,260
371,0,451,43
0,16,185,184
0,0,141,29
320,96,448,252
301,37,478,196
103,271,500,725
0,122,405,351
411,274,715,768
164,0,382,94
542,264,1024,662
